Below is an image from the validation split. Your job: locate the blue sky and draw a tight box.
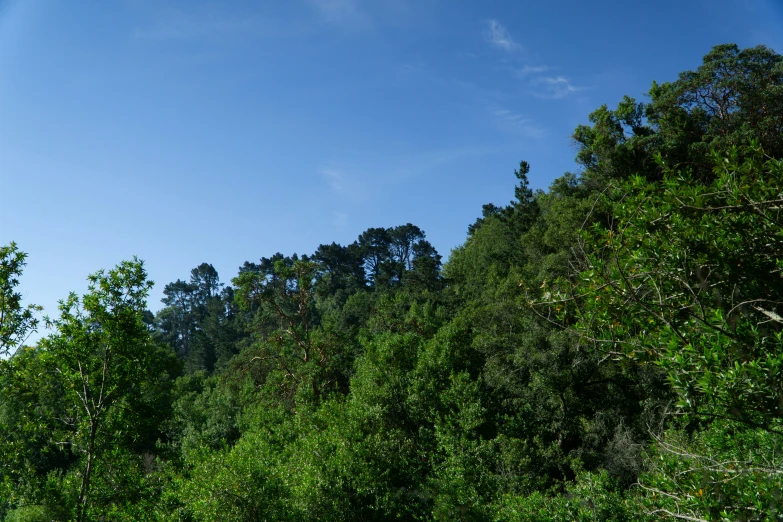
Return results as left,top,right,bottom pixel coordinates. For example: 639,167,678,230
2,0,782,336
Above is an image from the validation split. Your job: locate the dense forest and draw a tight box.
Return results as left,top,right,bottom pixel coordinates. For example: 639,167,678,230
2,43,783,521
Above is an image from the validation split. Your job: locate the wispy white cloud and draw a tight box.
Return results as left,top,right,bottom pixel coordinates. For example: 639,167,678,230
516,65,549,76
484,19,520,52
480,20,581,100
449,79,549,137
511,64,583,100
317,164,371,204
319,167,346,193
534,75,581,99
493,109,525,121
317,146,497,200
492,109,546,138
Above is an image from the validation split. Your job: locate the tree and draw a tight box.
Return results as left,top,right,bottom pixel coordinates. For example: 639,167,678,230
234,258,330,404
358,227,392,285
189,263,222,306
6,259,177,521
0,242,41,355
157,278,198,360
156,263,243,373
573,44,783,184
356,225,441,288
187,263,229,373
468,161,540,237
648,44,783,168
314,242,366,294
404,238,442,291
636,419,783,521
541,143,783,431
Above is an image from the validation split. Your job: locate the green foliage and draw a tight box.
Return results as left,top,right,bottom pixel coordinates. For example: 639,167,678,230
0,242,41,355
155,263,243,374
0,259,177,521
233,257,335,405
494,471,650,522
573,44,783,184
544,143,783,430
165,372,241,461
639,420,783,521
5,42,783,521
174,418,293,522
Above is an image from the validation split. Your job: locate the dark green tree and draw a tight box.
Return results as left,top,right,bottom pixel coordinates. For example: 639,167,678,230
156,263,244,374
314,241,366,294
358,227,392,285
234,258,333,404
573,44,783,184
0,242,41,355
157,279,197,360
542,143,783,431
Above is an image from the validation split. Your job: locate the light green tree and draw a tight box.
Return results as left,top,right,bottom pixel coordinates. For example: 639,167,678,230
2,259,177,521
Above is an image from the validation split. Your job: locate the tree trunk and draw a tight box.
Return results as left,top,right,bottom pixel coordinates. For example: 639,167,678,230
77,420,97,522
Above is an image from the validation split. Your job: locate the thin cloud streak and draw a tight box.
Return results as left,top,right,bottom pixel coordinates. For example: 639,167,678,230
319,167,346,193
493,109,546,138
317,164,370,204
534,76,581,99
481,20,580,100
318,146,498,197
484,19,520,52
516,65,549,76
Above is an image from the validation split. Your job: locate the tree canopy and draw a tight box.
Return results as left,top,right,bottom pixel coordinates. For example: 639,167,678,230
3,43,783,521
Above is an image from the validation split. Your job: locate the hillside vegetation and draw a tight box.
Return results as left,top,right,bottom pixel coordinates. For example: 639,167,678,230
2,43,783,521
